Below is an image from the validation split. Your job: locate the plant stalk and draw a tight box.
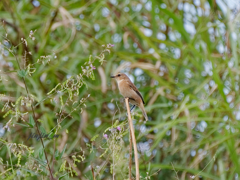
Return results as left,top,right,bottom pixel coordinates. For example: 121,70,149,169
125,98,139,180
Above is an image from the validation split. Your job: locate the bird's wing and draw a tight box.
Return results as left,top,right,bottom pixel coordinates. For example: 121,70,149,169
127,81,145,104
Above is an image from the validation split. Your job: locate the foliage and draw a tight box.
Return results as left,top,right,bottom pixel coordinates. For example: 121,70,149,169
1,0,240,179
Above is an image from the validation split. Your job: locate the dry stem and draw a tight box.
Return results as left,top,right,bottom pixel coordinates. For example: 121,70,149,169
125,98,139,180
129,130,132,180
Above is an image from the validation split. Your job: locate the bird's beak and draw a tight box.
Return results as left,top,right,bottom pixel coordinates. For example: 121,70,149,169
110,75,115,78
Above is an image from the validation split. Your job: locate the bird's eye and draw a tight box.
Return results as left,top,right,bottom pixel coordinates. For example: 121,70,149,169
118,74,120,77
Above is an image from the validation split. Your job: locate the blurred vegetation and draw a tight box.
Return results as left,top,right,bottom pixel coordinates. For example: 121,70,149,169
1,0,240,179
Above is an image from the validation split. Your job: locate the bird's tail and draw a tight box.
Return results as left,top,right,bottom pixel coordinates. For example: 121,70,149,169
139,103,148,121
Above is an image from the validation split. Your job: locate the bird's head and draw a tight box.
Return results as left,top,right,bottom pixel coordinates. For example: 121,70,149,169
111,73,129,82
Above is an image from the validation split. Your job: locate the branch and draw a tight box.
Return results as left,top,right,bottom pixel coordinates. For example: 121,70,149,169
125,98,139,180
129,130,132,180
6,47,54,179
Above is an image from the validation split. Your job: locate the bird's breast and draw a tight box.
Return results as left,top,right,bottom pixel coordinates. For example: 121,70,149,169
118,81,141,105
118,80,129,96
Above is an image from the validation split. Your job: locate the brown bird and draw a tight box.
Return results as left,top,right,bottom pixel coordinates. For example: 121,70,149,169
111,73,148,121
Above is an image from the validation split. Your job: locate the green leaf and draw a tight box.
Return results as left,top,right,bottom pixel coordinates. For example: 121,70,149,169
48,132,54,139
39,125,46,134
59,144,67,159
17,69,27,78
55,150,59,160
83,81,88,89
91,134,99,141
59,173,68,179
39,148,45,161
28,115,35,128
21,168,40,176
15,122,30,128
31,156,46,167
90,72,95,80
212,64,227,103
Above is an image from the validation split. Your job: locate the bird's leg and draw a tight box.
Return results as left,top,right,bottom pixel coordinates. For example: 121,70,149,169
126,105,136,117
130,105,136,112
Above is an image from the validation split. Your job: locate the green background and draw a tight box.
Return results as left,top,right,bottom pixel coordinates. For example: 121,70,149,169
0,0,240,179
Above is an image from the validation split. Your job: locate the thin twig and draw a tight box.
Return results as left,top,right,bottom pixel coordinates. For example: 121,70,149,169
91,164,96,180
4,41,54,179
129,130,132,180
171,162,179,180
51,139,56,173
125,98,139,180
22,78,54,180
189,154,216,179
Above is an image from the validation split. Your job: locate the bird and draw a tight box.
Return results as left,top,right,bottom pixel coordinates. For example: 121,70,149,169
111,73,148,121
